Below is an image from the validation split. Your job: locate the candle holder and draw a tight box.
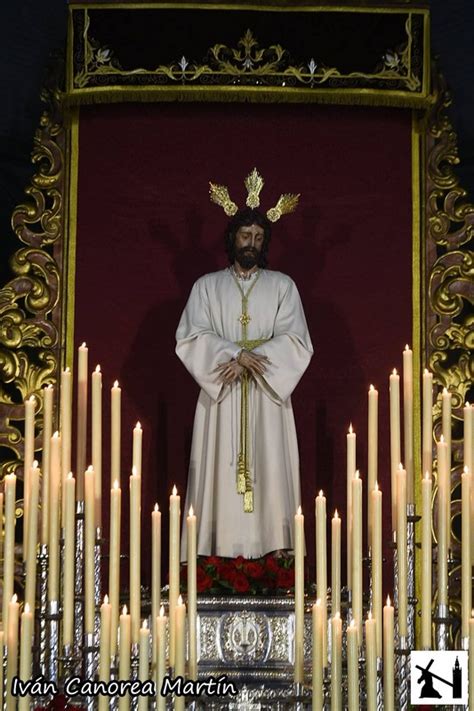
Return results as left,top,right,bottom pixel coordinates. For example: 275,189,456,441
2,649,6,710
395,636,409,711
376,656,383,711
130,642,140,711
406,503,418,651
94,526,102,641
83,632,98,711
38,543,49,676
46,599,61,684
60,644,83,709
109,657,119,711
435,603,449,650
74,501,85,663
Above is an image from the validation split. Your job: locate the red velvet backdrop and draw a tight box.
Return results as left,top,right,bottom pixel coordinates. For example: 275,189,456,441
74,102,412,594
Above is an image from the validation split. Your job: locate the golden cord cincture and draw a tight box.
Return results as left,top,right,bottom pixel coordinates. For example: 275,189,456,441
231,270,270,513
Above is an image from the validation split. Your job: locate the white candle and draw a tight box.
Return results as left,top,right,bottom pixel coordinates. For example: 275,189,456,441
84,466,96,634
119,606,131,711
365,612,377,711
41,384,54,545
48,432,61,601
315,491,327,666
18,603,33,711
421,471,432,648
396,465,408,637
383,597,394,711
109,480,121,657
187,504,197,680
156,607,167,711
422,370,433,477
371,483,382,657
389,369,401,529
92,365,102,527
23,395,36,561
437,437,449,606
294,505,305,683
442,388,452,552
347,620,359,711
24,462,40,615
76,343,88,504
312,599,323,711
174,596,186,711
367,385,378,547
346,424,356,588
60,367,73,502
330,613,342,711
403,346,414,504
6,594,19,711
98,595,111,711
351,471,362,642
461,467,471,638
130,468,141,644
152,503,161,666
464,403,474,564
331,510,341,616
169,485,180,666
138,620,150,711
133,421,143,479
2,474,16,631
63,472,76,647
111,380,121,486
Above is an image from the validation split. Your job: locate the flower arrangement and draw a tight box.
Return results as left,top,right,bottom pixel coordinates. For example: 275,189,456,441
180,553,295,595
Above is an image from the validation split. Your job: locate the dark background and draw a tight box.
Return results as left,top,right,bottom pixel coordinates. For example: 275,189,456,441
0,2,473,260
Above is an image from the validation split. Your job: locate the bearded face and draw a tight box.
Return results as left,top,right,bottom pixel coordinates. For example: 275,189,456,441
232,224,265,269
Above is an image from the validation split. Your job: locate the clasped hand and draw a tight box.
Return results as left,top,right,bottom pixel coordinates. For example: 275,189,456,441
214,350,271,385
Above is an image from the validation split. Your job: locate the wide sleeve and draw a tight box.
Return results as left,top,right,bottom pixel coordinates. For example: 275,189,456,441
175,277,238,402
252,277,313,404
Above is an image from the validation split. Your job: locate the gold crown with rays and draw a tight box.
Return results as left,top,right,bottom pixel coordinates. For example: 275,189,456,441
209,168,300,223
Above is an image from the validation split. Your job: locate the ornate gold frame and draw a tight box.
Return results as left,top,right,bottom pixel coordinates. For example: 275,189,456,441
0,19,472,645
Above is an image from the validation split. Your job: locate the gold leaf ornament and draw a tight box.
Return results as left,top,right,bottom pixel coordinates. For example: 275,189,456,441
209,183,238,216
266,193,300,223
245,168,264,208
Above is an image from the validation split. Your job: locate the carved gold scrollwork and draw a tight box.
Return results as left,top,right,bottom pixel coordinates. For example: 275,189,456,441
426,73,474,645
0,84,63,583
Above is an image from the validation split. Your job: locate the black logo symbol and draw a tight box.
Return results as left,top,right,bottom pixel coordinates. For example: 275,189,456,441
416,657,462,699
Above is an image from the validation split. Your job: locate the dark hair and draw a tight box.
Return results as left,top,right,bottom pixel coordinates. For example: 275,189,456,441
224,207,272,268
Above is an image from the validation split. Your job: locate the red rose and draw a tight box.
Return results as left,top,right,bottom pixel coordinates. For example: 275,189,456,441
205,556,220,567
265,555,280,574
276,567,295,589
234,555,246,570
231,571,250,593
196,568,213,592
216,561,236,581
244,561,265,579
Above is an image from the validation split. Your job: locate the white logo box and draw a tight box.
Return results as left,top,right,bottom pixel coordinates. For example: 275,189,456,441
410,650,468,706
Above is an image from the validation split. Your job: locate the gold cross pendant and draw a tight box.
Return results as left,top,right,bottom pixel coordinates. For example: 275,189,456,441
239,313,251,327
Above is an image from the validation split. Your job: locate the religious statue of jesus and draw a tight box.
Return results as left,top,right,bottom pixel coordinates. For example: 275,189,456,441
176,168,313,559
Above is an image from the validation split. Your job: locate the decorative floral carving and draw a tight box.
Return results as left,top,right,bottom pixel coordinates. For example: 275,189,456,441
427,73,474,646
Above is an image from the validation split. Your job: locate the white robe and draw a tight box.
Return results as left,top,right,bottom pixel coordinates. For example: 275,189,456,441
176,267,313,559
